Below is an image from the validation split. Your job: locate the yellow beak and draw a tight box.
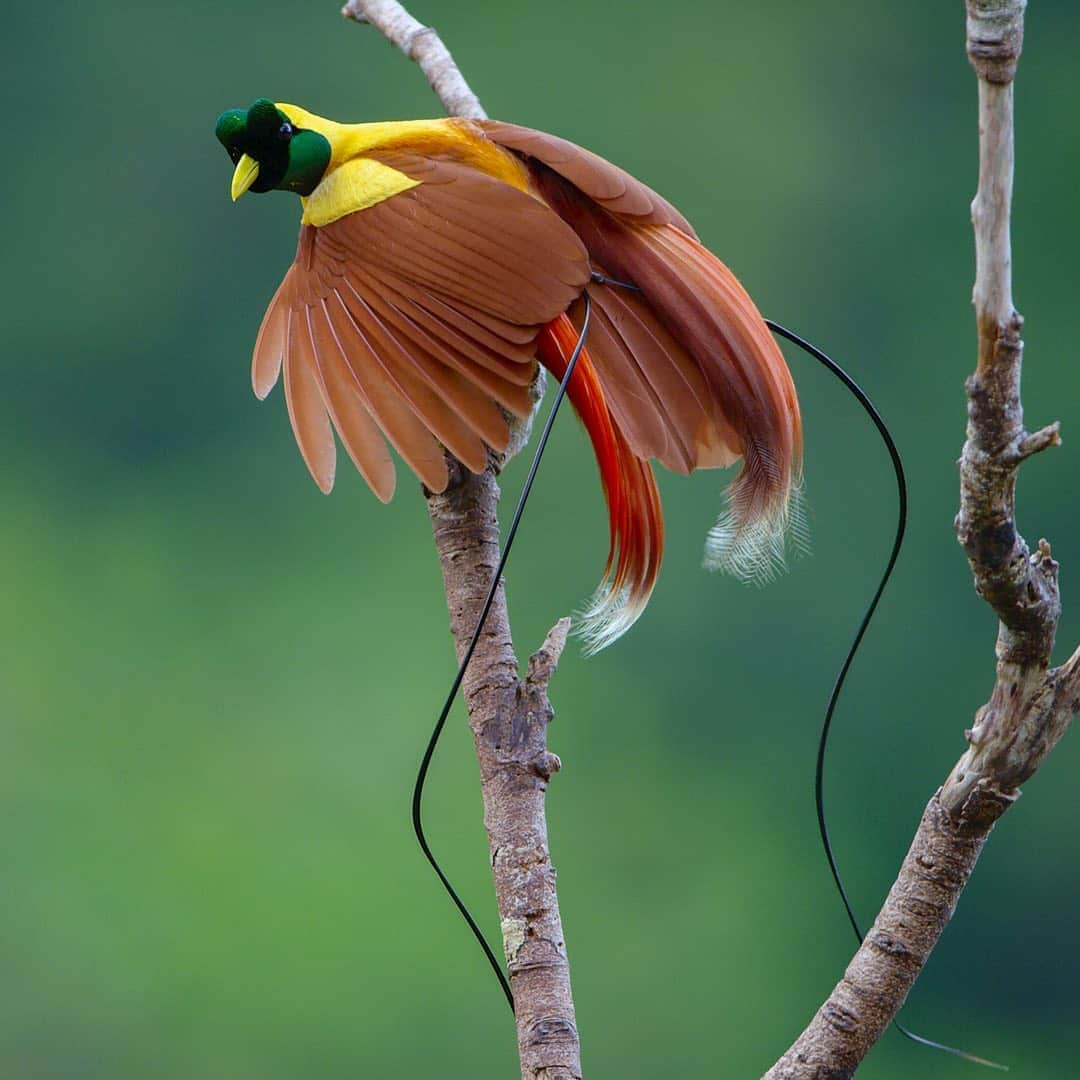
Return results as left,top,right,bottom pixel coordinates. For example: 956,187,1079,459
230,154,260,201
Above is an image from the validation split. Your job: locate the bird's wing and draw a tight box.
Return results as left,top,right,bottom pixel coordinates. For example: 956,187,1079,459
253,153,591,498
566,281,741,476
477,121,746,475
476,120,698,237
480,121,802,583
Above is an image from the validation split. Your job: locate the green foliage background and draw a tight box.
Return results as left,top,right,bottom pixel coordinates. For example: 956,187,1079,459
4,1,1078,1076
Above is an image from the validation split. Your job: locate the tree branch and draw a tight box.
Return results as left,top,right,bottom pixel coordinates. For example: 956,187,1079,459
342,0,487,119
766,2,1075,1075
426,465,580,1080
341,4,581,1077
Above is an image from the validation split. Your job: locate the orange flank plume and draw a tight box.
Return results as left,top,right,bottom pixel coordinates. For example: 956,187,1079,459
535,313,664,653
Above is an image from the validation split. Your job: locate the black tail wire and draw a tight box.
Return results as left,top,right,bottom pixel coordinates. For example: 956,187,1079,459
410,281,1003,1067
411,291,593,1013
765,319,1006,1072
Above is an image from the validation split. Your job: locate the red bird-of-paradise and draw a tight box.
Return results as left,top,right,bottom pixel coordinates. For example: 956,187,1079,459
216,102,1010,1071
216,100,805,650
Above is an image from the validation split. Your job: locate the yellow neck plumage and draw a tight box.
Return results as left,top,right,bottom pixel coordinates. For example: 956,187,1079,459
275,105,529,227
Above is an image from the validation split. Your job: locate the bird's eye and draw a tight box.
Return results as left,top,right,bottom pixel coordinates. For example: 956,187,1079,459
278,122,294,139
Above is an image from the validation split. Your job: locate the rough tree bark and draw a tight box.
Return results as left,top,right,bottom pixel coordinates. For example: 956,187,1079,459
341,4,581,1078
766,2,1078,1076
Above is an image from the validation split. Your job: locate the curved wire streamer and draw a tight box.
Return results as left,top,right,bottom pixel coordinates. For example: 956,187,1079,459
412,292,594,1013
765,319,1005,1071
409,283,1004,1063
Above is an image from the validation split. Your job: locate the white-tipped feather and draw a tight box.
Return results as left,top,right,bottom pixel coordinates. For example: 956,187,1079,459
575,582,651,657
703,478,809,587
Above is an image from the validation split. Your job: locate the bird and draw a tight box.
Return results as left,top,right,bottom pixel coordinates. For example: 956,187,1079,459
216,98,804,652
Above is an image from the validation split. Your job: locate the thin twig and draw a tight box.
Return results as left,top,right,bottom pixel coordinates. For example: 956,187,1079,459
766,2,1075,1075
341,4,581,1077
342,0,487,119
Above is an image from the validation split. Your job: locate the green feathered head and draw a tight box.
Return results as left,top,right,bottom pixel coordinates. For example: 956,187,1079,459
215,98,331,199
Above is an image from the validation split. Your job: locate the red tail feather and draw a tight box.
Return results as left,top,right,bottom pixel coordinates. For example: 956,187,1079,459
536,314,664,652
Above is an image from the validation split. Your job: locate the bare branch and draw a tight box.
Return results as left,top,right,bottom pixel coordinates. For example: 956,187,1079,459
767,2,1076,1074
341,5,580,1076
1054,644,1080,719
342,0,486,119
527,618,572,690
766,791,1008,1079
1016,422,1061,461
426,466,581,1080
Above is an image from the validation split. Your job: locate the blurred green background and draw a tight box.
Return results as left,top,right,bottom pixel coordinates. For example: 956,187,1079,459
4,1,1078,1076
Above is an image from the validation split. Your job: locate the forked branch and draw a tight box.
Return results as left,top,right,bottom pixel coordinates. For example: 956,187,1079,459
766,2,1076,1075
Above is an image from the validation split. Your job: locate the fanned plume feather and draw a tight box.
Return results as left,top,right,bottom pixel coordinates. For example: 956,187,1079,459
535,313,664,653
704,474,810,586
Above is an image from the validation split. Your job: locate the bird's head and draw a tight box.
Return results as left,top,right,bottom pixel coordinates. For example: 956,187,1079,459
215,99,332,201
